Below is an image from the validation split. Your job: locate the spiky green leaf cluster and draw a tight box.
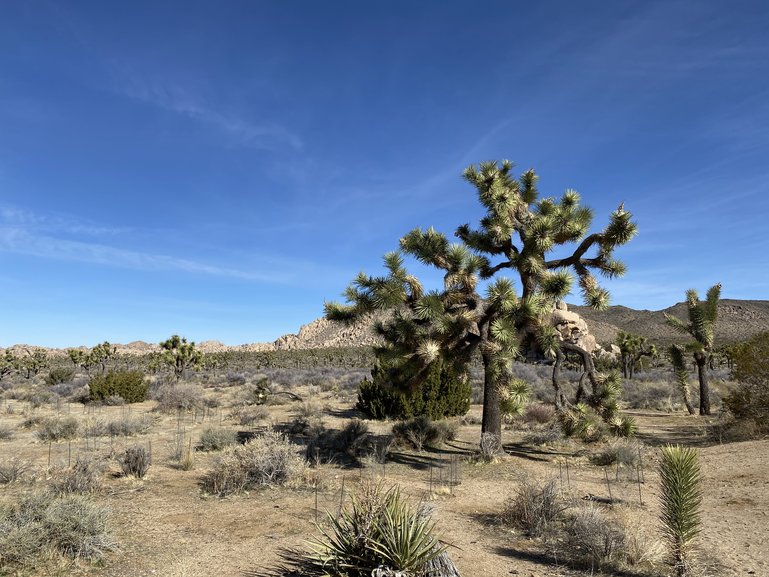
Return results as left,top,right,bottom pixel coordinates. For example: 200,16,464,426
306,484,444,576
659,445,702,575
664,283,721,351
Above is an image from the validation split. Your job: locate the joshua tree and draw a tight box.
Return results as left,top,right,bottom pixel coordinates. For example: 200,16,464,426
456,161,636,413
327,160,636,442
160,335,202,381
616,331,656,379
668,345,696,415
664,284,720,415
15,348,49,379
0,350,17,381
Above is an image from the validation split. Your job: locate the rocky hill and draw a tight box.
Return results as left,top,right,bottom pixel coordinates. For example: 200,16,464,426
3,300,766,356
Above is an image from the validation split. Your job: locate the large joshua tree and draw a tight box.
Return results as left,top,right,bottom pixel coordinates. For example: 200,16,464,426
664,284,721,415
456,161,636,412
326,160,636,442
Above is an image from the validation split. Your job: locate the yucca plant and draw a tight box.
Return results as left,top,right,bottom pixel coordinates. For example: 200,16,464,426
306,484,444,576
659,445,702,577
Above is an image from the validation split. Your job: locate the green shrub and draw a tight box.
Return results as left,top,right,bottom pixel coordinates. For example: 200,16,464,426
724,331,769,435
357,358,470,420
306,419,372,463
89,370,148,404
44,367,75,387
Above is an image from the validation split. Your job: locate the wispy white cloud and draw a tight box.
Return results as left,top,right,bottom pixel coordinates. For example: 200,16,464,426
113,72,303,151
0,226,289,282
0,205,130,236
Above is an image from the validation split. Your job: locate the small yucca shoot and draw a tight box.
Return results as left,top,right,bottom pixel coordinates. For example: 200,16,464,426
659,445,702,577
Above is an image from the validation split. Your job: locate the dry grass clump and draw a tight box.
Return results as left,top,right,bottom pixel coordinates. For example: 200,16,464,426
36,416,79,442
561,503,627,568
0,423,15,441
50,456,104,495
119,445,151,478
201,430,305,496
106,414,154,437
502,476,564,537
0,492,116,568
0,457,32,484
589,438,645,467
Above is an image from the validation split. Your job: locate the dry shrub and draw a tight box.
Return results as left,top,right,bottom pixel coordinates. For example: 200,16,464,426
0,457,32,484
562,503,626,568
106,415,154,437
0,423,15,441
231,404,269,426
590,439,644,467
153,382,205,413
0,492,116,567
392,416,456,451
202,430,305,496
523,402,556,424
36,416,79,442
306,419,372,464
523,425,563,447
50,456,104,495
119,445,151,478
198,427,237,452
502,476,564,537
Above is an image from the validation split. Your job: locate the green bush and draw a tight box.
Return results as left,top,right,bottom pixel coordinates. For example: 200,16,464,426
391,416,456,451
198,427,237,452
89,370,148,404
724,331,769,434
357,358,470,420
44,367,75,387
37,416,79,442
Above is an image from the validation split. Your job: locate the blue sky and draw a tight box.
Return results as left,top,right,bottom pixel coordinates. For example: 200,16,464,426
1,1,768,347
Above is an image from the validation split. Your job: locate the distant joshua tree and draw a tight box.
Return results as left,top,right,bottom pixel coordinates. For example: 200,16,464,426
616,331,657,379
664,284,721,415
327,160,637,442
160,335,202,381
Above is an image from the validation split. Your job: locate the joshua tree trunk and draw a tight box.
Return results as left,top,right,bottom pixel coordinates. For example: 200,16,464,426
694,352,711,415
480,348,502,442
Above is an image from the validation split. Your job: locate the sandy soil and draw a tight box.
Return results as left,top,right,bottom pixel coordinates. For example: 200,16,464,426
1,394,767,577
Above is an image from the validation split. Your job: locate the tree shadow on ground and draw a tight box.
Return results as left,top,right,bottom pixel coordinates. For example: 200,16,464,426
492,545,654,577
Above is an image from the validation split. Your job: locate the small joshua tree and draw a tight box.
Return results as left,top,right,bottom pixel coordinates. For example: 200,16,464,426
659,445,702,576
160,335,202,381
665,284,720,415
616,331,656,379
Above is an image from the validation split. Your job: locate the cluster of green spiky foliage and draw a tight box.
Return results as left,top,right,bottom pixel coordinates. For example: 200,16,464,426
9,348,50,380
659,445,702,577
358,356,470,420
303,484,444,576
159,334,202,380
616,331,657,379
668,345,696,415
664,284,721,415
0,350,17,381
67,341,116,375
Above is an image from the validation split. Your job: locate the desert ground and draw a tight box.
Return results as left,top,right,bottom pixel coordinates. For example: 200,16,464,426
1,371,766,577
